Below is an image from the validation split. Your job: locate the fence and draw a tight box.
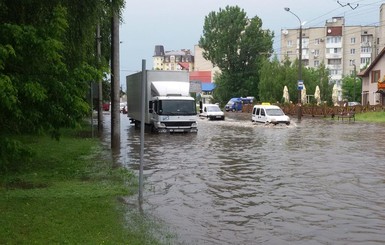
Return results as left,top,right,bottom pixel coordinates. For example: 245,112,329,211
241,103,385,117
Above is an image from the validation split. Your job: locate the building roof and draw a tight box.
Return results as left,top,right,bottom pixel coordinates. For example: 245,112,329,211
178,62,190,70
189,71,211,83
358,47,385,77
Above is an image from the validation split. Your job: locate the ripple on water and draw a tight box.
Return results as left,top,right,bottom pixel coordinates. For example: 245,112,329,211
109,115,385,245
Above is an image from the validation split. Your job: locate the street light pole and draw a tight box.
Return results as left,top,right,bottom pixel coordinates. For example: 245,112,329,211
352,63,356,102
284,7,302,120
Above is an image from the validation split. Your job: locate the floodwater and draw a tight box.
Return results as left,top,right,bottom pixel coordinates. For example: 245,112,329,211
103,112,385,245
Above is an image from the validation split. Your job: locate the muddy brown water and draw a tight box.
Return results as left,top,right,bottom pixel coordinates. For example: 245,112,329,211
102,112,385,245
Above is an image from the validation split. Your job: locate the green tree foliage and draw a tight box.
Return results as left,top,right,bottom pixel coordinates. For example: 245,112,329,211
259,56,332,105
0,0,124,172
342,75,362,102
199,6,274,103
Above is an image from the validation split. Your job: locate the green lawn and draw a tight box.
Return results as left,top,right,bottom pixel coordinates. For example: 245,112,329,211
355,111,385,123
0,127,170,244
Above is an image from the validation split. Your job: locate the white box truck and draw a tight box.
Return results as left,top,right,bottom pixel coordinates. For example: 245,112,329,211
126,70,198,133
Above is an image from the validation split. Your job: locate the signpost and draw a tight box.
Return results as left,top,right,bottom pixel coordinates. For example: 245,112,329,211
298,80,304,90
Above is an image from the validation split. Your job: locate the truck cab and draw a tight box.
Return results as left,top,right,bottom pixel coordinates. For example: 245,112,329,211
150,96,198,133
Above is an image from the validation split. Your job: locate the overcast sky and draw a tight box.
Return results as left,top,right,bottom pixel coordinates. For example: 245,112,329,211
119,0,382,84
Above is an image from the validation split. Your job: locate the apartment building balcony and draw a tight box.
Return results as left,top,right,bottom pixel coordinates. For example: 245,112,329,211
302,54,309,60
330,74,342,81
360,42,372,47
360,53,371,58
326,64,342,70
325,53,342,59
325,43,342,49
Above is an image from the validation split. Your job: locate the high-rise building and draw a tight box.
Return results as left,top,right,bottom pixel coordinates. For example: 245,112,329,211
280,4,385,89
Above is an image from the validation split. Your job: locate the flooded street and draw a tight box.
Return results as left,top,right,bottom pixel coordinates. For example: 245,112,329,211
104,112,385,244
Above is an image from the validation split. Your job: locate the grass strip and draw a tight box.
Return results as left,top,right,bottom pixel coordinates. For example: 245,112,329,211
0,127,166,244
355,111,385,123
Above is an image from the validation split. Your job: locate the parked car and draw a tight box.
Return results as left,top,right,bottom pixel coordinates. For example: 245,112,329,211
251,104,290,125
200,104,225,120
225,97,253,111
348,102,361,106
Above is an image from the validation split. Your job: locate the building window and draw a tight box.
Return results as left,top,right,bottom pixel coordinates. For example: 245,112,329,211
314,49,320,55
349,59,355,66
350,37,356,44
287,40,293,47
327,36,342,44
314,38,320,45
328,48,341,54
314,60,320,67
361,57,371,65
371,70,380,84
361,47,372,53
361,35,370,43
350,49,355,54
328,59,341,65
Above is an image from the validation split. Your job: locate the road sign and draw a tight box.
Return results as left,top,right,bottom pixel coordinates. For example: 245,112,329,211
298,80,304,90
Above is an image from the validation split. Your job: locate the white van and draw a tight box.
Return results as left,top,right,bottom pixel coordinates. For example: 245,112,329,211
251,104,290,125
200,104,225,120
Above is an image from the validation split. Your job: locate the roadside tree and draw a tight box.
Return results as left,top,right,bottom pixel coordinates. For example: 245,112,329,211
199,5,274,103
0,0,124,172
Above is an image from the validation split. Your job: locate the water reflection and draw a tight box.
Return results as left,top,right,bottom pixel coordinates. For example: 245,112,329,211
105,113,385,244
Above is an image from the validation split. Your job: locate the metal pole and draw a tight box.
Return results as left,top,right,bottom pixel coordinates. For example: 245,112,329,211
285,7,303,120
111,2,120,149
97,23,103,134
139,60,146,204
353,64,356,102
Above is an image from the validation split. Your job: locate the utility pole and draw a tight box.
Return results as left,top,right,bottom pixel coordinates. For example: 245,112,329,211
111,1,120,149
285,7,303,120
353,63,356,102
97,23,103,134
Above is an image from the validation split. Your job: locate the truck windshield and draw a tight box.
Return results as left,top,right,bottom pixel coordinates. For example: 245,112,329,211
159,100,196,115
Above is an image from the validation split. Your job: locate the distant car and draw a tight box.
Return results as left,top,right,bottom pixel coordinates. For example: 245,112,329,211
224,97,253,112
251,104,290,125
120,102,127,113
200,104,225,120
102,103,110,111
348,102,361,106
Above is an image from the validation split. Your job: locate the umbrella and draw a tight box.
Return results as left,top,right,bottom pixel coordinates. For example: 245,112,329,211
301,84,307,104
332,84,338,106
283,86,289,103
314,85,321,105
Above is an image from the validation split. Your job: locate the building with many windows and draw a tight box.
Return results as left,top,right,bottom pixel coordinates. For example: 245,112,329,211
280,3,385,100
153,45,194,71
